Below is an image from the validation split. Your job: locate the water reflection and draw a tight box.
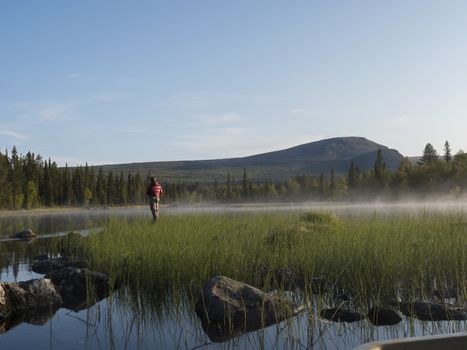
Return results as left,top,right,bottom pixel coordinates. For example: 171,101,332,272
0,206,466,349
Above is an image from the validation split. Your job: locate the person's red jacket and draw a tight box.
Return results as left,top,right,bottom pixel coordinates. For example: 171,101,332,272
147,183,163,198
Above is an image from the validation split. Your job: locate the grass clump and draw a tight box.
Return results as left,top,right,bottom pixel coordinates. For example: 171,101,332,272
300,210,340,226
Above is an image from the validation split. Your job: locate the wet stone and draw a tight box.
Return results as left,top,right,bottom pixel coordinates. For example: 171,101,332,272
10,228,36,240
368,306,402,326
320,307,364,323
195,276,305,342
399,301,467,321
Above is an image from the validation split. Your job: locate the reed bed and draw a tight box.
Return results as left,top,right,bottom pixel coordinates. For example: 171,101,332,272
78,210,465,315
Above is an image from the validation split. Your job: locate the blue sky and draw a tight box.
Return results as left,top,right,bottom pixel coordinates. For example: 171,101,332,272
1,1,467,166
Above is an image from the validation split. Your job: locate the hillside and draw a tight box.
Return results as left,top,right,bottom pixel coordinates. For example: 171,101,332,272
99,137,404,183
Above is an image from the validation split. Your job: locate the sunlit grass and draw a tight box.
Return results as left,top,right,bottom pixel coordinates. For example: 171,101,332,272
79,211,466,314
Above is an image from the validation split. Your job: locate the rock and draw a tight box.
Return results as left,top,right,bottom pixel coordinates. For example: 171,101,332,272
10,228,36,240
195,276,305,342
320,307,364,323
0,279,62,320
0,306,58,335
46,268,111,311
32,258,87,274
399,300,467,321
368,306,402,326
0,279,61,335
33,254,50,262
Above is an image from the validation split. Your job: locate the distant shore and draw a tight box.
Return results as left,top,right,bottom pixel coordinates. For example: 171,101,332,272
0,205,148,217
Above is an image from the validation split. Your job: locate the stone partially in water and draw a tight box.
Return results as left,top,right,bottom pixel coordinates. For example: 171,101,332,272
368,306,402,326
399,301,467,321
195,276,305,342
320,307,364,323
0,279,62,322
10,228,36,240
32,258,88,274
46,267,111,311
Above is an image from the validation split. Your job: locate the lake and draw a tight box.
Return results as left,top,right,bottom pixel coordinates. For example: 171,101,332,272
1,202,466,349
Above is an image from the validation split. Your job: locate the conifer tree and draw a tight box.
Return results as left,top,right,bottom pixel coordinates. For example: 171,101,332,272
444,141,452,162
319,172,325,197
95,168,106,205
106,171,114,205
62,164,72,205
348,160,358,190
329,169,336,198
9,146,23,209
242,168,248,197
226,172,232,199
418,143,438,164
118,171,126,204
0,149,9,208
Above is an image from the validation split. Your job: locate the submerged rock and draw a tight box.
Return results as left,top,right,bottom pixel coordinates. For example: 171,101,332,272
368,306,402,326
320,307,364,323
195,276,304,342
10,228,36,240
46,267,111,311
32,258,87,274
399,301,467,321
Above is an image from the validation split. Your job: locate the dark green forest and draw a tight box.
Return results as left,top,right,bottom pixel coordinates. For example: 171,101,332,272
1,141,466,209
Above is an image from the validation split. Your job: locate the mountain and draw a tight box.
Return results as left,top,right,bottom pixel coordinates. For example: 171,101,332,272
99,137,404,183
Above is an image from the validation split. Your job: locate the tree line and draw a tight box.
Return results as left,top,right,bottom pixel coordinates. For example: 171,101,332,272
1,141,466,209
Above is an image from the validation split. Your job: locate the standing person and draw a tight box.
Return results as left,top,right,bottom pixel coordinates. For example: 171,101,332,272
146,177,163,222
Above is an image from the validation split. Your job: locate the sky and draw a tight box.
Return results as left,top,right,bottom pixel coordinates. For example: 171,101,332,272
1,0,467,166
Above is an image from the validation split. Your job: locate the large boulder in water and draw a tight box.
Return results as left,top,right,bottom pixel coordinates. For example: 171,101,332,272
195,276,304,342
46,268,111,311
0,279,62,321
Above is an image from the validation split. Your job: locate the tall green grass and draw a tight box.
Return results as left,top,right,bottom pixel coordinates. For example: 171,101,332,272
80,211,466,314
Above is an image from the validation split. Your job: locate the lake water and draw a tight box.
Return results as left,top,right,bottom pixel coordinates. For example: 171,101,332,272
0,203,466,349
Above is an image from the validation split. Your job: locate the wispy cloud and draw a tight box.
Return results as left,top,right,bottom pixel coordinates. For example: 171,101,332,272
67,73,81,79
38,104,74,121
13,102,76,122
0,130,28,140
198,112,241,126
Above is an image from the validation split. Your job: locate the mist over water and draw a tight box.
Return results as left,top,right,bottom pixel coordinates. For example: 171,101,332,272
2,200,467,237
0,201,466,349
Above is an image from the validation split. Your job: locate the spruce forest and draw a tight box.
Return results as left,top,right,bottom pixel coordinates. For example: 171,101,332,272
0,141,466,210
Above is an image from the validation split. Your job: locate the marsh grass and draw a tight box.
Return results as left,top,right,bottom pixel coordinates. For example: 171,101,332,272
77,210,465,320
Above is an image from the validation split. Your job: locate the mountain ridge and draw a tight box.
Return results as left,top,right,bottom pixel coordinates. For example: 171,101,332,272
99,136,404,182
